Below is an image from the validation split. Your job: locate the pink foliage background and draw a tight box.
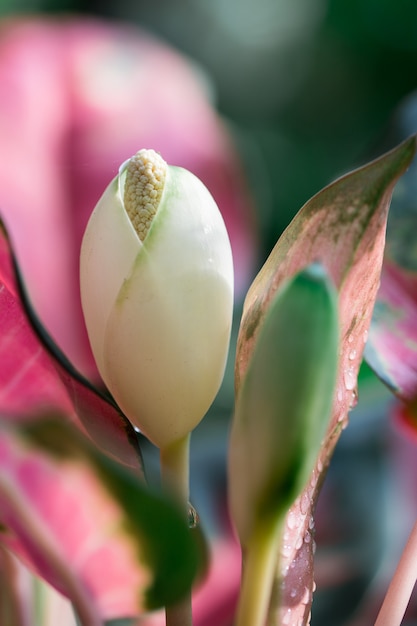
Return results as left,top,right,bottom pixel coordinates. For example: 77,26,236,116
0,16,257,379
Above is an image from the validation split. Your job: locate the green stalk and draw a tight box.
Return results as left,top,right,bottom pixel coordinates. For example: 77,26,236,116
235,517,283,626
160,433,193,626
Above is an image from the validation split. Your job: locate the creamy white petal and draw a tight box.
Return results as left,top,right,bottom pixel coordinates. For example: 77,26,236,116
102,166,234,447
80,177,140,374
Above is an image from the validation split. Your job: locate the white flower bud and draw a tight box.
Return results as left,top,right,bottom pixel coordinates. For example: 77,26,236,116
80,149,234,449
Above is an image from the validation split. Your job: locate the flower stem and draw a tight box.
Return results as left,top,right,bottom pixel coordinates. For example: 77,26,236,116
160,434,193,626
160,434,190,504
0,478,100,626
235,518,282,626
374,517,417,626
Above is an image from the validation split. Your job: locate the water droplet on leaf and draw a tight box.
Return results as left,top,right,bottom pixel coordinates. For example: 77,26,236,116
344,367,356,391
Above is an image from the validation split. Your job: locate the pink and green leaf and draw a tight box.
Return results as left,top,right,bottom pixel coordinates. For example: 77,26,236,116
0,220,143,471
365,260,417,398
363,152,417,434
0,545,29,626
0,417,200,622
235,135,416,624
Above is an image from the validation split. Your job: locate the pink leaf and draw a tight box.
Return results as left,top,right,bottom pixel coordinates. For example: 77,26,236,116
362,142,417,438
0,424,149,623
0,223,72,419
0,422,185,626
0,545,30,626
365,260,417,398
0,418,199,622
235,136,416,625
0,220,143,470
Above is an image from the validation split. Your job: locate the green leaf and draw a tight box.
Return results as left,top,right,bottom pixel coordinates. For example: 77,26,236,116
93,448,200,610
229,265,339,545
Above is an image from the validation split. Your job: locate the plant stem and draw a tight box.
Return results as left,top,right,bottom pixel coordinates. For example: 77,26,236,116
0,478,100,626
235,518,282,626
374,517,417,626
160,434,190,504
164,593,193,626
160,434,192,626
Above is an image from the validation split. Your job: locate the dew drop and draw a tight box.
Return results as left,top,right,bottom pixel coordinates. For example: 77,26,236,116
317,459,323,472
302,586,310,605
300,492,310,515
344,367,356,391
304,531,311,544
349,388,358,409
363,329,368,343
337,388,343,402
282,543,292,557
348,349,357,360
287,510,297,530
283,608,292,625
295,534,303,550
348,335,354,343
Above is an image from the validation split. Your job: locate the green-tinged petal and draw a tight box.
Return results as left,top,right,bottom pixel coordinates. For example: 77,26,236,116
228,265,339,545
102,165,234,447
80,177,140,374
